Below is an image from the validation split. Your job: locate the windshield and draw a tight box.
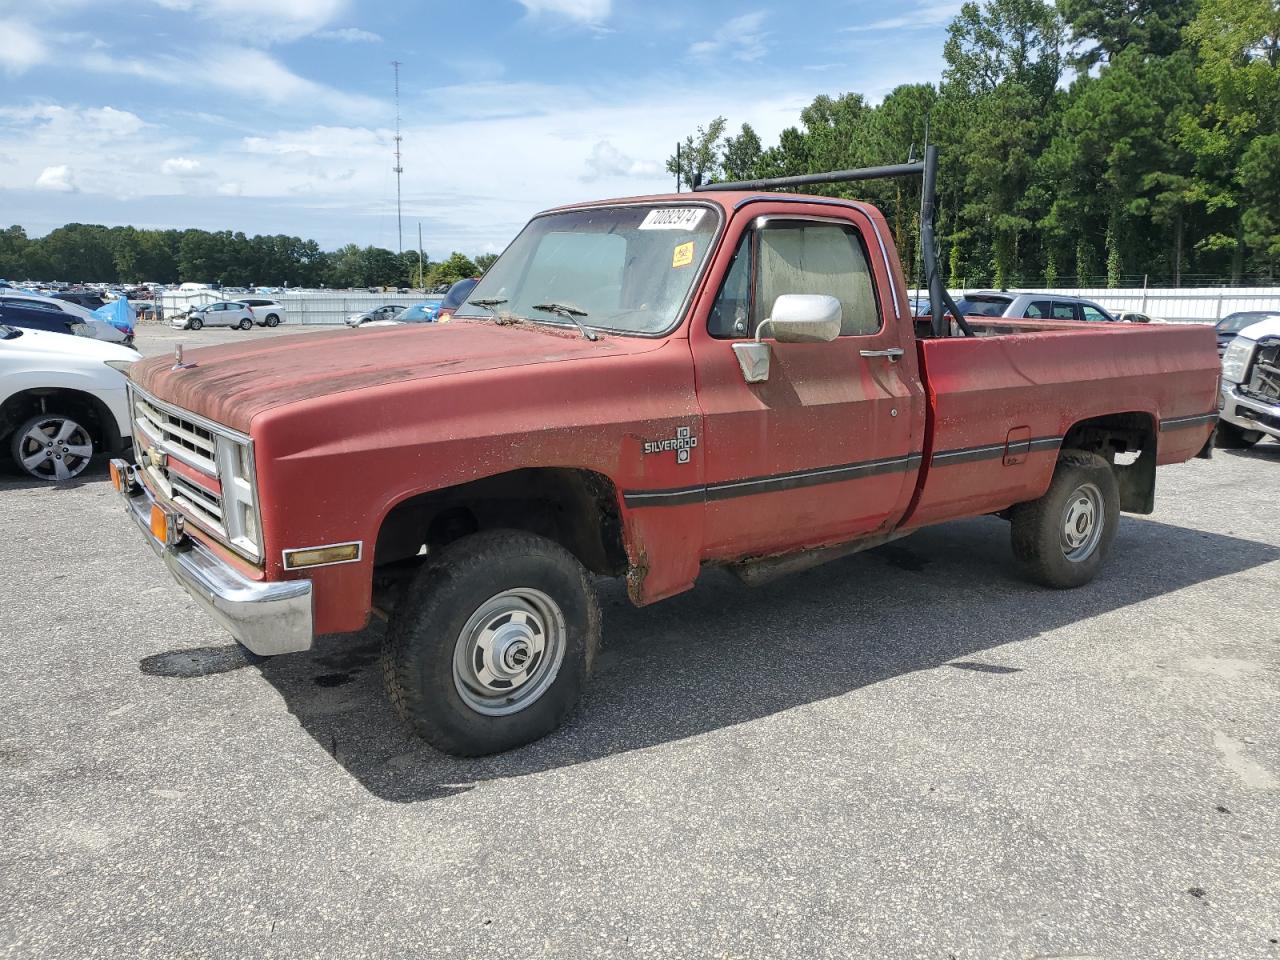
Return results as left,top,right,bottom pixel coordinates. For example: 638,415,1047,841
1218,312,1277,334
442,278,478,310
953,296,1010,317
454,203,719,335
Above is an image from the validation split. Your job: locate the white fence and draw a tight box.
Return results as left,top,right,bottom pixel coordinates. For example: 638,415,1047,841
911,286,1280,324
157,290,434,325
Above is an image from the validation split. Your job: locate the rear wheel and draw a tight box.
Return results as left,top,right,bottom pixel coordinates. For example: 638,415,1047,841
1215,421,1262,449
382,530,600,756
1010,450,1120,589
188,317,203,331
238,318,252,330
10,413,95,481
264,314,280,327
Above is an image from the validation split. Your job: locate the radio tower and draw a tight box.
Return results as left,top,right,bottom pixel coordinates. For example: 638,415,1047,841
391,60,404,254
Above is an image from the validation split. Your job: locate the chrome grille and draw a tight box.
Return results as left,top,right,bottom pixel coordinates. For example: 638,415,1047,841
129,385,262,562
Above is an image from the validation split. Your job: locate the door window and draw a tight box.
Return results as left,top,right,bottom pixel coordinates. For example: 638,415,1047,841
1080,304,1110,323
1051,302,1079,321
708,219,881,338
1024,300,1052,318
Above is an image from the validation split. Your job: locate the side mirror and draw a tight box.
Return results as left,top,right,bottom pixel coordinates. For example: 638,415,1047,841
731,294,842,384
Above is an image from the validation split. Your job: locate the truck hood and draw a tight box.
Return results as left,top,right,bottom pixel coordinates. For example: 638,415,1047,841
129,320,664,433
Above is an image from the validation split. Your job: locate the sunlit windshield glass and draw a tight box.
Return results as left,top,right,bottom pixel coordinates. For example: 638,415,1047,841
1219,313,1274,333
454,204,718,335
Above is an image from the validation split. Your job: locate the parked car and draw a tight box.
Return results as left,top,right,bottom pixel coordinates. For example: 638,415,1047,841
0,291,132,346
1118,311,1154,324
241,298,286,327
346,304,406,327
909,295,931,317
109,162,1219,756
437,277,480,323
361,299,443,328
173,301,256,331
951,291,1118,323
0,323,135,480
1215,311,1280,358
1218,315,1280,448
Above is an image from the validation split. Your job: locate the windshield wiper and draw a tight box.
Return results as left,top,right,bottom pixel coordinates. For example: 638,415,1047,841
532,301,597,341
467,297,507,315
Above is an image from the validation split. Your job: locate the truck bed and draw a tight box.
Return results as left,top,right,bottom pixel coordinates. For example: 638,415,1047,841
903,319,1219,529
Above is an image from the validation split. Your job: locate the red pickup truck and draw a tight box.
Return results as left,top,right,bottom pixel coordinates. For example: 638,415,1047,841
110,156,1218,755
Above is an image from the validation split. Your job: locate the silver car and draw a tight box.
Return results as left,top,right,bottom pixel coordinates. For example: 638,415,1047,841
172,301,256,331
953,291,1117,323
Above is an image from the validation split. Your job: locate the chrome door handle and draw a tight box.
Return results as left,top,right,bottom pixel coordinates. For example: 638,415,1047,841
859,347,905,361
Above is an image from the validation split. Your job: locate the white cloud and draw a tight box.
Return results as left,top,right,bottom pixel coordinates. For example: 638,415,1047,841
216,181,243,196
0,104,147,139
687,11,769,62
581,140,660,181
35,165,76,192
147,0,349,41
517,0,610,25
81,46,382,119
161,156,205,176
843,0,963,32
0,18,49,75
314,26,380,42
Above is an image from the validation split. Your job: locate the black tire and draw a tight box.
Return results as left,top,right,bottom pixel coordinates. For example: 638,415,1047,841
238,318,253,330
264,314,280,328
382,530,600,756
1010,450,1120,589
188,317,203,331
1215,421,1262,449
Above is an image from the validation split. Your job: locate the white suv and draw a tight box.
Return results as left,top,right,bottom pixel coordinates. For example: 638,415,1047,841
0,322,135,481
241,298,286,327
173,301,256,331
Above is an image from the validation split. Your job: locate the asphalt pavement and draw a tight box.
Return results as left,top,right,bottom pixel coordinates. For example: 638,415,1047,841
1,331,1278,958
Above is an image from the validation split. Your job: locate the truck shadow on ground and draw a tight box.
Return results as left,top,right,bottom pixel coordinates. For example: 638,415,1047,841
144,513,1279,803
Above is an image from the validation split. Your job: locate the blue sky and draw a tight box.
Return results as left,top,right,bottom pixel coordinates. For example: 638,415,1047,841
0,0,959,258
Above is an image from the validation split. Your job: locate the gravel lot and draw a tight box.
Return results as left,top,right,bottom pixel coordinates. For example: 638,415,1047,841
2,326,1278,958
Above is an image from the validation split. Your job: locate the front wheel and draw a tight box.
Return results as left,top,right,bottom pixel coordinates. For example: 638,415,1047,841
188,317,203,331
1010,450,1119,589
1215,421,1262,449
10,413,95,481
382,530,600,756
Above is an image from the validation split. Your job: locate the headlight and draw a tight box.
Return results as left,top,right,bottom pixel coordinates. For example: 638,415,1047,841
214,435,263,560
1221,337,1253,383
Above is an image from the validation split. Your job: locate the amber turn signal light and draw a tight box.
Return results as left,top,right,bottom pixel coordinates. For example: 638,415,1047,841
109,460,123,491
149,504,172,544
282,543,361,570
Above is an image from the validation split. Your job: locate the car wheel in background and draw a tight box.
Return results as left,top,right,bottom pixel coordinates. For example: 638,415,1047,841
10,413,95,482
264,314,280,327
1215,421,1262,449
238,318,253,330
189,317,203,331
1010,450,1120,589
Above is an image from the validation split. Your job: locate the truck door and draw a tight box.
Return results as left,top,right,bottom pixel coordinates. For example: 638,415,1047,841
689,203,925,559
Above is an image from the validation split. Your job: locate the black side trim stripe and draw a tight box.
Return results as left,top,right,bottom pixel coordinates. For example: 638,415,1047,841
930,435,1062,466
622,452,923,508
1160,412,1217,430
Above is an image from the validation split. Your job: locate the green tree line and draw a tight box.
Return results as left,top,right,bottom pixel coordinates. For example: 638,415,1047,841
668,0,1280,287
0,222,498,289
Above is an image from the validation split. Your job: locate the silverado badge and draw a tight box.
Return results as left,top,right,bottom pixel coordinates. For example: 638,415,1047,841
643,426,698,464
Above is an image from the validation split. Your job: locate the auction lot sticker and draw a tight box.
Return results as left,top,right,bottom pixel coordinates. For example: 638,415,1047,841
639,208,706,230
672,242,695,268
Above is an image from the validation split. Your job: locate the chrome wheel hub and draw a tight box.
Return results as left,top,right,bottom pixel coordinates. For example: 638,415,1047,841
1061,482,1104,562
453,588,566,716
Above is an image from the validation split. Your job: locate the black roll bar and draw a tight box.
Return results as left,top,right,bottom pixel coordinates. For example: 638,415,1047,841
695,146,972,337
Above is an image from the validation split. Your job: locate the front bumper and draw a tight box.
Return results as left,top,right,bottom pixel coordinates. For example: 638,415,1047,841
1220,384,1280,440
110,459,313,656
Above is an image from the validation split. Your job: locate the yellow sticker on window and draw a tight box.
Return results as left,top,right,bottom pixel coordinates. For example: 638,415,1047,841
672,241,695,269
